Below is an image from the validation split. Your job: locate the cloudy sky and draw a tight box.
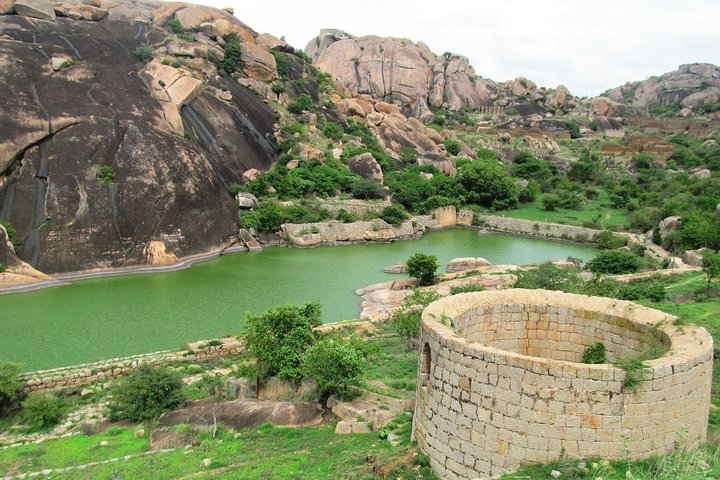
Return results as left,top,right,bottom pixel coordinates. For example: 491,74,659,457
198,0,719,97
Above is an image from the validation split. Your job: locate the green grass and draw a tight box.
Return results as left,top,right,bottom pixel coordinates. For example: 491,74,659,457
501,190,629,230
360,328,419,398
0,427,148,475
41,422,434,479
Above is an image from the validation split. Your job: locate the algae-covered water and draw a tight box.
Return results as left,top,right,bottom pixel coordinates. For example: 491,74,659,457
0,230,596,371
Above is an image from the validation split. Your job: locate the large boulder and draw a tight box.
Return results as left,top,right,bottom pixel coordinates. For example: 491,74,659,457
14,0,55,19
347,152,383,184
0,0,15,14
446,257,493,273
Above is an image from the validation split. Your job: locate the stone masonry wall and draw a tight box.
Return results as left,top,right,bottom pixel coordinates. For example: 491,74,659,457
413,289,713,480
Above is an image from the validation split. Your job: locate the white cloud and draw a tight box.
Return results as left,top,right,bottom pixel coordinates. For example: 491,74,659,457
193,0,720,96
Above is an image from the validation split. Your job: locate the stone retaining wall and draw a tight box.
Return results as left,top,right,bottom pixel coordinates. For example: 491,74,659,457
413,289,713,480
477,214,604,243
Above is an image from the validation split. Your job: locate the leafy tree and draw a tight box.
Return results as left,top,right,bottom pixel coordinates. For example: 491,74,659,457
457,160,518,210
107,365,186,422
350,178,383,200
702,252,720,288
302,339,365,402
406,253,439,286
0,362,21,414
22,393,62,430
592,230,627,250
587,250,640,275
568,160,596,183
241,302,321,384
443,139,462,156
221,33,241,74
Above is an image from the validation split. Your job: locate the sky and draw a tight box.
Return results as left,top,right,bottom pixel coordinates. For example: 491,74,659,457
195,0,719,97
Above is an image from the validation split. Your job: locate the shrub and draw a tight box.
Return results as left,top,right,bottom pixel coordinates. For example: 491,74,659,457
241,302,321,384
165,18,184,34
0,263,3,273
0,220,20,249
406,253,438,286
22,393,62,430
615,356,649,391
221,33,241,74
399,146,419,164
335,209,357,223
134,45,153,62
381,204,408,226
107,365,186,422
559,119,581,139
587,250,640,275
271,83,285,94
389,310,421,345
443,139,462,156
542,194,560,211
351,178,383,200
592,230,627,250
449,284,485,295
287,94,313,114
271,50,290,79
302,339,365,402
96,165,115,185
322,121,344,140
514,263,582,292
0,362,21,414
581,342,607,364
702,252,720,288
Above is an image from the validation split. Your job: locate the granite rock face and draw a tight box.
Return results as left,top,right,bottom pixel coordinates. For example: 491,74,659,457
0,7,277,273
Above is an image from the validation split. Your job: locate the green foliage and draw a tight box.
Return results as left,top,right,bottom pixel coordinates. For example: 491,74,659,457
476,147,496,161
302,339,366,402
221,33,241,74
702,252,720,288
587,250,640,275
406,253,438,286
350,178,383,200
614,355,649,390
0,220,20,249
389,289,441,344
443,139,462,156
335,209,357,223
399,146,419,164
342,119,393,172
241,302,321,384
0,262,3,273
22,393,62,430
107,365,186,422
227,183,244,196
287,94,313,114
581,342,607,364
650,102,682,116
514,263,583,292
542,193,560,211
196,374,233,402
380,204,408,226
457,160,518,210
0,362,21,413
270,50,290,79
96,165,115,185
134,45,153,62
559,119,581,139
322,121,344,140
513,151,553,181
165,18,184,34
239,201,331,233
592,230,627,250
271,82,285,94
449,284,485,295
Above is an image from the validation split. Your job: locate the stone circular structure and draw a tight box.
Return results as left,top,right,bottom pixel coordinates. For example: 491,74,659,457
413,289,713,480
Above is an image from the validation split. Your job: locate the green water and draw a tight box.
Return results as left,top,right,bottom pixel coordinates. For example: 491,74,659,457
0,230,596,371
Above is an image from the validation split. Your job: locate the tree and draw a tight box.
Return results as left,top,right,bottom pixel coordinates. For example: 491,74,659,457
221,33,241,74
406,253,439,286
0,362,21,415
197,374,233,438
107,365,186,422
302,339,365,403
241,302,321,385
702,252,720,288
587,250,640,275
457,160,518,210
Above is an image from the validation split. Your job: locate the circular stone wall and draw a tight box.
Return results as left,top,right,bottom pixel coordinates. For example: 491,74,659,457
412,289,713,480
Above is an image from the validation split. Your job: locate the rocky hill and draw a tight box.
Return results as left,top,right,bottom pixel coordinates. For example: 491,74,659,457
600,63,720,115
305,29,578,119
0,0,281,274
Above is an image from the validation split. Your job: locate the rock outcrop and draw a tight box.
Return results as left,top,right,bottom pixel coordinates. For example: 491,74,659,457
603,63,720,112
306,29,493,119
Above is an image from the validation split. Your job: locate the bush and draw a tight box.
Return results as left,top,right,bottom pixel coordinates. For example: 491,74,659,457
0,263,3,273
134,45,153,62
271,83,285,94
702,252,720,288
542,194,560,211
443,139,462,156
287,94,313,114
302,339,365,402
241,302,321,384
559,119,581,139
592,230,627,250
107,365,186,422
406,253,438,286
221,33,241,74
271,50,290,79
22,393,62,430
322,121,344,140
400,146,419,164
389,310,421,345
380,204,408,226
335,209,357,223
0,362,21,414
0,220,20,249
165,18,184,34
587,250,640,275
581,342,607,364
514,263,582,292
449,284,485,295
96,166,115,185
350,179,383,200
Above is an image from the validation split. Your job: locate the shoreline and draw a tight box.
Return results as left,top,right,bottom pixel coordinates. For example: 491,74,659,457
0,222,603,296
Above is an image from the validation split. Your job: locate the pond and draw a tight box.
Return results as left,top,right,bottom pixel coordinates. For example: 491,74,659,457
0,230,597,371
